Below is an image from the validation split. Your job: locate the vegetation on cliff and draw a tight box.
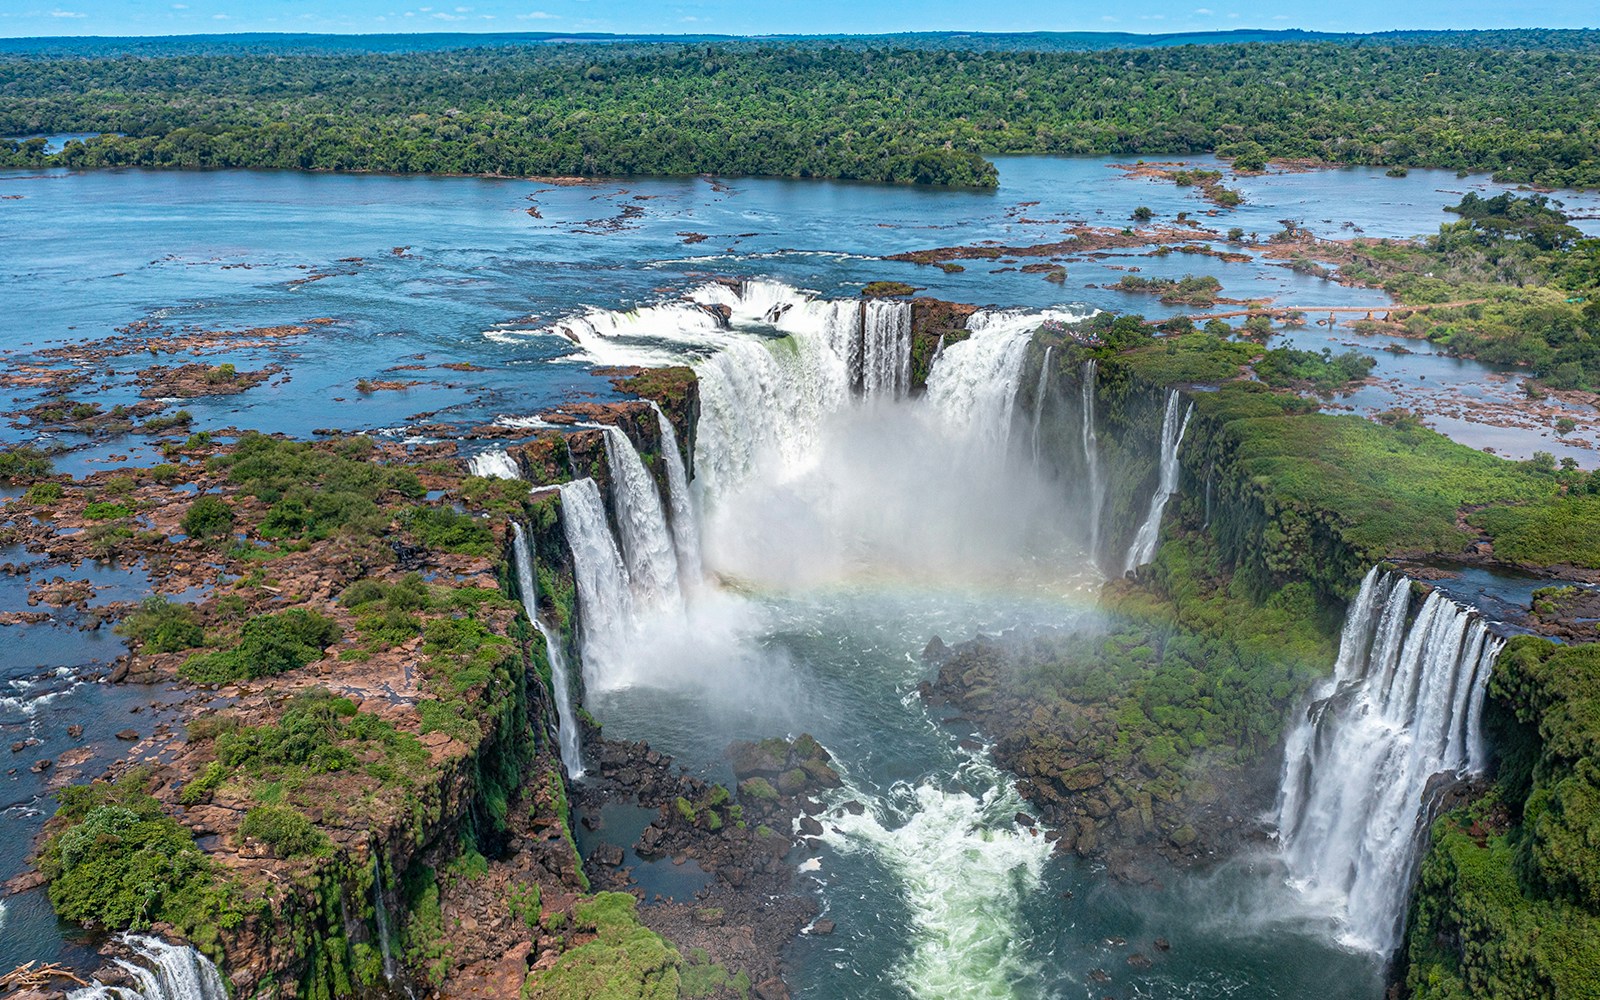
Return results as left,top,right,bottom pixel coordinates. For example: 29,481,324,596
1403,636,1600,998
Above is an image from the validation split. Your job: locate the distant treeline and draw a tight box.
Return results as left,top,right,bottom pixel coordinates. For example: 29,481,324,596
2,40,1598,188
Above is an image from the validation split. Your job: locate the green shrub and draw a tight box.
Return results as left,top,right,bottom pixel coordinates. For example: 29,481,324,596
0,447,54,482
400,505,493,556
181,495,234,540
239,805,331,859
116,597,204,654
528,893,680,1000
41,773,235,934
180,608,340,683
84,501,132,521
25,481,64,504
142,410,194,432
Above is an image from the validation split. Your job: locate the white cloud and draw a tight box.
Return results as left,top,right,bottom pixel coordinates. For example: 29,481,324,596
171,3,188,8
518,10,560,18
1101,14,1117,22
432,11,465,19
454,4,471,10
1194,7,1214,14
212,12,229,18
50,9,88,17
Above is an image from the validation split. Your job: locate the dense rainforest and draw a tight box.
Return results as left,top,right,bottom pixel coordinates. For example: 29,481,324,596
3,37,1600,187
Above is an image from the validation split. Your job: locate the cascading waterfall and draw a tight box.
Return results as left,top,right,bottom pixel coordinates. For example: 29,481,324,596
557,477,634,691
371,856,399,986
467,448,521,480
1122,390,1194,574
861,298,913,398
1275,567,1502,953
1030,346,1053,467
648,401,703,589
1080,360,1104,564
511,522,585,776
598,425,682,612
68,935,229,1000
924,307,1093,449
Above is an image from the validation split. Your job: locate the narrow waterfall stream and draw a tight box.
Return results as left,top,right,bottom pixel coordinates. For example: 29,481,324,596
1123,390,1195,574
1080,359,1104,565
1030,345,1053,467
1276,567,1502,952
511,523,585,777
371,856,399,986
649,401,703,589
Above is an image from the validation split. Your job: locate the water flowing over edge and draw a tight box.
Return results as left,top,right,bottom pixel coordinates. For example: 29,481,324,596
1122,390,1194,574
68,935,228,1000
511,522,585,778
1275,566,1502,954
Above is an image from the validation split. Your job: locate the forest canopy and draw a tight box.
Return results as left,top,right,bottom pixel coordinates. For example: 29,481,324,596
2,38,1599,187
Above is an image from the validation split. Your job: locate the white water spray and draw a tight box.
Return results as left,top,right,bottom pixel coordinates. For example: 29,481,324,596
557,477,634,691
862,298,913,398
467,448,521,480
1276,567,1502,953
822,753,1053,1000
1122,390,1194,574
68,935,228,1000
599,425,682,613
925,308,1088,449
648,401,703,589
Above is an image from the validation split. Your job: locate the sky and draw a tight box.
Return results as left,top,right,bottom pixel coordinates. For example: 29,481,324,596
0,0,1594,38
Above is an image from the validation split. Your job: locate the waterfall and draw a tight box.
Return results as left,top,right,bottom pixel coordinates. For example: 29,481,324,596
932,333,946,361
1080,360,1103,564
861,299,913,399
925,307,1090,448
68,935,229,1000
1030,346,1053,467
1275,567,1502,953
371,856,399,985
511,522,585,777
1122,391,1194,574
598,426,682,612
468,448,521,480
648,402,703,589
558,477,634,691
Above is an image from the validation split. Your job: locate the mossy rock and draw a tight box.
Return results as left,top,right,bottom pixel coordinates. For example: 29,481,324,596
861,281,920,298
738,777,779,802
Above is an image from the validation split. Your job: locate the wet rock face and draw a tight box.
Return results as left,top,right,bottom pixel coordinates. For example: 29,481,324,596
922,636,1271,874
572,730,826,998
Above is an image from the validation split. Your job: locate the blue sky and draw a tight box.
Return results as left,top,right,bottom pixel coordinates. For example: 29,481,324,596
0,0,1594,37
